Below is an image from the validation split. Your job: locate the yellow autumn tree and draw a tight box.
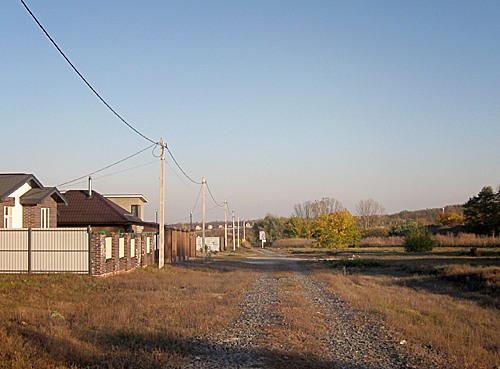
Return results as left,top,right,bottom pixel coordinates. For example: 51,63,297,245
436,210,465,226
313,210,361,248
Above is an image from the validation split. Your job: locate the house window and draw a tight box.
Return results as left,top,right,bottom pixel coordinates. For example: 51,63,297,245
41,208,50,228
146,236,151,253
131,205,140,218
4,207,13,228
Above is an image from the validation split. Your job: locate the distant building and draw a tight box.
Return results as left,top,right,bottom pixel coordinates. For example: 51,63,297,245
104,194,148,221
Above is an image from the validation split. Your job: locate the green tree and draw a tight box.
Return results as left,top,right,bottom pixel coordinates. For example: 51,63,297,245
252,214,288,243
463,186,500,235
312,210,360,249
286,217,312,238
404,226,434,252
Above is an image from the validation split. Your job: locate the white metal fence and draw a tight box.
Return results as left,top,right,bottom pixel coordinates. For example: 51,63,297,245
0,228,90,274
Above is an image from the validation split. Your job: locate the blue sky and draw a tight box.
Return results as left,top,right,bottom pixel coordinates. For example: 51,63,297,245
1,1,499,223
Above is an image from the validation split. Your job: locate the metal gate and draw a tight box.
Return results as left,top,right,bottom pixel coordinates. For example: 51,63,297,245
0,228,90,274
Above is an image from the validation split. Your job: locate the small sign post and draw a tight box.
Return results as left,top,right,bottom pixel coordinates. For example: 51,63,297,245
259,231,266,248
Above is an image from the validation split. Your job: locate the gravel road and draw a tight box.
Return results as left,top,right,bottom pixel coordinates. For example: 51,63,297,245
179,249,451,369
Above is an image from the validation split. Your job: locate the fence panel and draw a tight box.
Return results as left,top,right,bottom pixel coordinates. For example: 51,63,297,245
31,228,89,273
0,228,89,273
0,229,29,272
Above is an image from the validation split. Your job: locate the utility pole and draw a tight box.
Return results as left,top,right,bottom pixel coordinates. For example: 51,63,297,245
190,211,193,231
224,200,228,251
237,217,240,248
243,220,246,241
158,139,165,268
232,211,235,251
202,177,206,259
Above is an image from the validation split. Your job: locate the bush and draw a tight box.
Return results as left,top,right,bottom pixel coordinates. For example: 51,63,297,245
362,227,389,238
404,227,435,252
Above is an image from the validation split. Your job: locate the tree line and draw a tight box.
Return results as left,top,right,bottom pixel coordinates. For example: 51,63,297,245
252,186,500,249
253,197,385,248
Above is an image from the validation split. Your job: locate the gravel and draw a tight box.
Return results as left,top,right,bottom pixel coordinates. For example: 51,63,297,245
177,253,451,369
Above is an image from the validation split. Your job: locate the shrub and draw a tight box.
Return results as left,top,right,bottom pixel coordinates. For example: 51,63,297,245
362,227,389,238
404,226,435,252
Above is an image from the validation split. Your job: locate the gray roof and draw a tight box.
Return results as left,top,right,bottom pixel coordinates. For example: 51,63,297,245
0,173,66,205
0,173,42,202
20,187,67,205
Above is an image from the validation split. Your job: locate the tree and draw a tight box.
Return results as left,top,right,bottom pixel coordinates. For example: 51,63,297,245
355,198,385,229
292,197,344,220
435,210,465,227
312,210,360,249
463,186,500,235
404,226,434,252
252,214,288,243
286,217,312,238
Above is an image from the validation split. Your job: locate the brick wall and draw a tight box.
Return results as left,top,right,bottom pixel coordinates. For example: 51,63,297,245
22,197,58,228
91,232,156,276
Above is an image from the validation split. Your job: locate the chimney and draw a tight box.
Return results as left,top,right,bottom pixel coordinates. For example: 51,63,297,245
88,176,93,198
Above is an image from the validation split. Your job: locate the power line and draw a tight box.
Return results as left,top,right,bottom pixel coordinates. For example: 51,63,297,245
191,185,203,213
20,0,157,145
164,158,199,193
20,1,206,192
59,160,157,189
206,182,224,207
57,144,155,187
164,144,202,185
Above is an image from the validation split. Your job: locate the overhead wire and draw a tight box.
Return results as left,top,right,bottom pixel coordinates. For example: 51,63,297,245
20,0,157,145
21,0,234,220
165,144,202,185
206,182,224,207
59,160,158,189
57,144,155,187
191,185,203,214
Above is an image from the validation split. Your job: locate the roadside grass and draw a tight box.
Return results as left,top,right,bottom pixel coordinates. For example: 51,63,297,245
257,271,335,368
301,246,500,369
0,266,257,369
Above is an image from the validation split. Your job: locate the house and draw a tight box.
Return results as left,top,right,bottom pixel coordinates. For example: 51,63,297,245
104,194,148,220
58,190,156,233
0,173,67,228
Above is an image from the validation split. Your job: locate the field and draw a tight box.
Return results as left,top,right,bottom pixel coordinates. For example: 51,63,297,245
1,238,499,368
273,238,500,368
0,259,258,369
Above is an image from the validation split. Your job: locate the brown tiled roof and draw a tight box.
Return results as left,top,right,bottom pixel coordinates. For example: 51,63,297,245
58,190,150,226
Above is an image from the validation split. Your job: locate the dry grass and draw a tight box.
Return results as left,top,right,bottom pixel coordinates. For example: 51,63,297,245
272,238,315,248
435,233,500,248
256,271,335,368
358,236,404,247
309,250,500,369
0,266,257,369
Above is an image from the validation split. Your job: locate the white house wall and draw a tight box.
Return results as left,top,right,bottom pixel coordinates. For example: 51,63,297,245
10,183,31,228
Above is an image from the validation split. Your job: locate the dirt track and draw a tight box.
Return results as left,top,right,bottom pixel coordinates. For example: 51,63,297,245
179,248,451,369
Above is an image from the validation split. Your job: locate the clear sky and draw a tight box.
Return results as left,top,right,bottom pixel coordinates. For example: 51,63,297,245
2,1,499,223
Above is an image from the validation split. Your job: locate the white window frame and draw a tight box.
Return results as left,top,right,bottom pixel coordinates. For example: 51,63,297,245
105,237,112,259
119,237,125,258
4,207,13,228
146,236,151,253
131,238,136,258
41,208,50,228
